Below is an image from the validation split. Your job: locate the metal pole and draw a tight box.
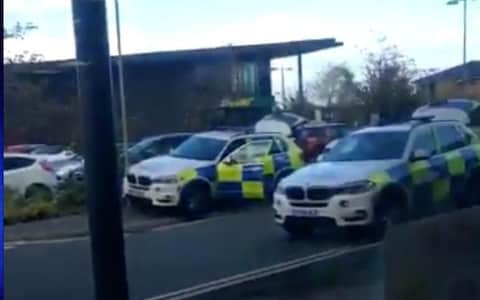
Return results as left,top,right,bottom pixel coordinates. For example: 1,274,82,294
463,0,467,65
71,1,129,299
114,0,129,173
280,67,286,103
297,54,304,102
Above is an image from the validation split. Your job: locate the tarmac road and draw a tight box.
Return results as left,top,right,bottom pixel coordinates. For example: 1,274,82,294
5,205,372,300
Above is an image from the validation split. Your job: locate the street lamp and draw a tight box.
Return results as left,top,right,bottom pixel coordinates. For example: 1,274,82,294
271,66,293,103
114,0,129,173
446,0,471,65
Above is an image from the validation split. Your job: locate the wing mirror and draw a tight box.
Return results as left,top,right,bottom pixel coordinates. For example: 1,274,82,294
223,156,238,165
411,149,431,162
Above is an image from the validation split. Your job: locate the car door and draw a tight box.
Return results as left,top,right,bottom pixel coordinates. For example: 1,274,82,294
3,157,36,194
217,139,273,201
434,123,473,209
408,126,443,218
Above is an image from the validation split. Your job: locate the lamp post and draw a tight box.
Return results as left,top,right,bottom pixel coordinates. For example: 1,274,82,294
114,0,129,173
446,0,470,65
271,66,293,104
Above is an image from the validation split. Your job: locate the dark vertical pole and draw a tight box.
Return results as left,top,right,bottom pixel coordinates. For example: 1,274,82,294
71,1,129,299
297,54,304,102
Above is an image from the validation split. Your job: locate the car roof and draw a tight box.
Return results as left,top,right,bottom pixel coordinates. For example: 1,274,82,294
140,133,192,142
4,153,40,160
354,123,414,134
302,122,347,128
195,130,241,140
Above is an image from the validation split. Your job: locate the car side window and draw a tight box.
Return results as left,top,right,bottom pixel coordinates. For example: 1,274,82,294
220,138,246,160
4,157,35,171
273,137,288,153
411,127,437,157
435,124,467,153
230,140,272,164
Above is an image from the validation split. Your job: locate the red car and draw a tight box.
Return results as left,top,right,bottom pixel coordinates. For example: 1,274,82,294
294,122,350,162
5,144,46,154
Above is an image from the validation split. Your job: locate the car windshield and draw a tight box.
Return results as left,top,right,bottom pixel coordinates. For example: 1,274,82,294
171,136,226,161
323,131,409,161
128,139,153,155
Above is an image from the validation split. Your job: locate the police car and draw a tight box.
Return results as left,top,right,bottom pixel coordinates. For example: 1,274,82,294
125,130,303,216
274,117,480,237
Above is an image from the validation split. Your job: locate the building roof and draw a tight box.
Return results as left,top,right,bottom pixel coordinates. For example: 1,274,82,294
414,61,480,85
17,38,342,74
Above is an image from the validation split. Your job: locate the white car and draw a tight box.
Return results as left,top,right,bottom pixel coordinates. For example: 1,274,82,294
3,153,58,199
274,118,480,237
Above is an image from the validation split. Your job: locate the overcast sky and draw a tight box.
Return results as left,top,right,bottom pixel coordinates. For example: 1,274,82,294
4,0,480,95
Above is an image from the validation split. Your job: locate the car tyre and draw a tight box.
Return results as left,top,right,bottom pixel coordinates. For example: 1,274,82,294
369,203,406,241
25,184,53,202
180,186,210,220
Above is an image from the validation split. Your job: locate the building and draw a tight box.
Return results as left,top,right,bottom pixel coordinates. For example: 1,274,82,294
14,39,342,139
414,61,480,102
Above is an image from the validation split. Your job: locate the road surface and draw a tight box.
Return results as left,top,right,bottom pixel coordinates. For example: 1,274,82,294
5,205,371,300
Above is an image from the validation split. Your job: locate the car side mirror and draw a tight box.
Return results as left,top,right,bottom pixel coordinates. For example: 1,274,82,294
223,156,236,165
411,149,431,162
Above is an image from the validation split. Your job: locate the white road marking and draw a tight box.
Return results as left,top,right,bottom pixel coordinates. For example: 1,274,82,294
144,242,381,300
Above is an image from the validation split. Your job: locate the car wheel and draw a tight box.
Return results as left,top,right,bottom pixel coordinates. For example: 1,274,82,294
369,203,406,241
25,184,53,202
283,220,315,238
180,186,210,220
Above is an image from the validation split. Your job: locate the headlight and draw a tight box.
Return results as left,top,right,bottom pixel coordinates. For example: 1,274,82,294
336,180,376,194
152,176,178,184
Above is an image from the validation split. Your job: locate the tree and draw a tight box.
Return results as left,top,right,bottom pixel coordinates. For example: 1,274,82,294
309,64,359,107
3,23,80,147
4,22,43,63
358,42,423,123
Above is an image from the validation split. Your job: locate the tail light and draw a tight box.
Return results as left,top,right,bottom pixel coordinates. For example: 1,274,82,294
39,160,55,173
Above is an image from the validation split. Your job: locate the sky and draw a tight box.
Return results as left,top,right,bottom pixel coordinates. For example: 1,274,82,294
4,0,480,96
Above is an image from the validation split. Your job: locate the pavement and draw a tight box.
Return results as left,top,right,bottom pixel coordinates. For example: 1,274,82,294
4,207,182,242
4,205,381,300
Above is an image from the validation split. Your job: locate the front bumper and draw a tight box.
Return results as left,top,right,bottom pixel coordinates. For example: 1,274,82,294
273,190,376,227
125,182,181,207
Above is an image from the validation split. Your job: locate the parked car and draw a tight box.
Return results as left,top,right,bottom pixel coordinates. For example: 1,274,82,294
293,122,351,162
125,133,192,166
124,130,304,217
274,117,480,238
3,153,58,200
50,155,85,184
5,144,46,154
30,145,77,162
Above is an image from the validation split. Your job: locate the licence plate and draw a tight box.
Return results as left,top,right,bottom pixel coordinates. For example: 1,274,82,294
128,189,146,198
291,209,319,217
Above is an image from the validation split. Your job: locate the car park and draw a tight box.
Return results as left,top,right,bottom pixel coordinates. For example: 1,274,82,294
3,153,58,200
124,130,304,216
273,117,480,237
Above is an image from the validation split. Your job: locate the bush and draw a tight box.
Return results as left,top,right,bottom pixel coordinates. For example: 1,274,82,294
4,180,86,225
4,188,58,224
4,188,24,225
56,179,86,214
19,200,58,222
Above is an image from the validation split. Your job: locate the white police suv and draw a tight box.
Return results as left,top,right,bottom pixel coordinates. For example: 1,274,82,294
125,130,303,217
274,118,480,237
